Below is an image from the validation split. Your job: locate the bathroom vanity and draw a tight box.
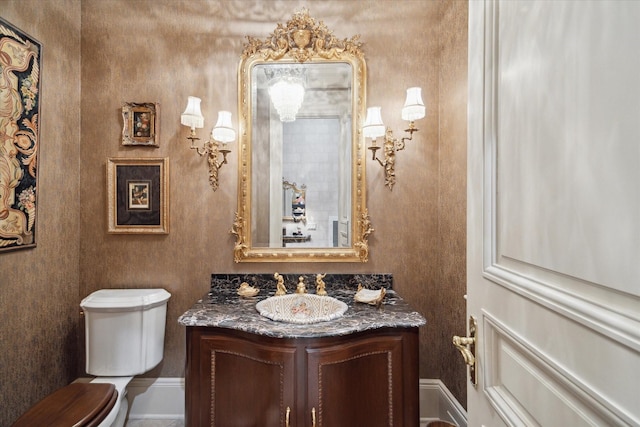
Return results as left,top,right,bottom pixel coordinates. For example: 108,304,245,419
179,274,426,427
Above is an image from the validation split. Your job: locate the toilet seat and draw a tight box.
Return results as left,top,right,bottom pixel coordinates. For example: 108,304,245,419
12,382,117,427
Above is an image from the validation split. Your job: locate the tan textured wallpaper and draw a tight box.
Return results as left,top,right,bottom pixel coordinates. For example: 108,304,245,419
0,1,467,424
0,1,82,425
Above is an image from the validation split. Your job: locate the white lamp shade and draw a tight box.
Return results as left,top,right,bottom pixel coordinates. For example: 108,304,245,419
401,87,426,121
363,107,385,139
181,96,204,129
212,111,236,143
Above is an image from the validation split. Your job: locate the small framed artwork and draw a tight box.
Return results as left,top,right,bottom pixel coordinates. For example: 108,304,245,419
107,157,169,234
122,102,159,146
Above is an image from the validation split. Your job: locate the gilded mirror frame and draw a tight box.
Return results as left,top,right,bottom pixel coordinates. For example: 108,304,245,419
232,10,373,263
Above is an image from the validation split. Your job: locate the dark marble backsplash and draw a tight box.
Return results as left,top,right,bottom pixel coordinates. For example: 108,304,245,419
178,273,424,339
211,273,393,293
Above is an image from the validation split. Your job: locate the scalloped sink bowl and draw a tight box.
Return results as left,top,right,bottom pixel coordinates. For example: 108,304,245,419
256,294,348,324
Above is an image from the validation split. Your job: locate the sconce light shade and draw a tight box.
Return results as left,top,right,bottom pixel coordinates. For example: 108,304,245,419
181,96,205,129
268,77,305,122
212,111,236,143
401,87,426,122
363,107,386,139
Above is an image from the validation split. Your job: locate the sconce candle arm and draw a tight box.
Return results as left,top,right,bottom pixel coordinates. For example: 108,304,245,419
397,121,419,152
368,143,385,168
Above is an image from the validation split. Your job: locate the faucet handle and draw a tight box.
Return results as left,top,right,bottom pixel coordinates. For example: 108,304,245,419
296,276,307,294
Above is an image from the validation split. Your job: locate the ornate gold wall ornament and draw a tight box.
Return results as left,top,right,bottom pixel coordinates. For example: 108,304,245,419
241,8,364,63
230,212,248,262
355,209,374,262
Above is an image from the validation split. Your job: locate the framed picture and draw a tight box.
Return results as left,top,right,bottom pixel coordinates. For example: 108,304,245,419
0,18,42,252
107,157,169,234
122,102,159,146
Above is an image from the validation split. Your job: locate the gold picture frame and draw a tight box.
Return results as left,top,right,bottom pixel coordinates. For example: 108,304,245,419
107,157,169,234
122,102,159,146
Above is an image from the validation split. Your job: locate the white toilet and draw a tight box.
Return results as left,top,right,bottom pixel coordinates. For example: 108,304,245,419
81,288,171,426
13,288,171,427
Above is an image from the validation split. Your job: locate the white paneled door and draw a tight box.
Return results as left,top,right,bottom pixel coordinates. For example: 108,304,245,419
466,1,640,426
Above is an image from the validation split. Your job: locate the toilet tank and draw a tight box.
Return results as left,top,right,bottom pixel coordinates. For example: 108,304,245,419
80,289,171,376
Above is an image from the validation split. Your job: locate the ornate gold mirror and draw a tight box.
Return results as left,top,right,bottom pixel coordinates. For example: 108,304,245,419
232,10,373,262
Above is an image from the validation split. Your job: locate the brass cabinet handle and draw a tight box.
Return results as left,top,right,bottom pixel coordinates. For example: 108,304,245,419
285,405,316,426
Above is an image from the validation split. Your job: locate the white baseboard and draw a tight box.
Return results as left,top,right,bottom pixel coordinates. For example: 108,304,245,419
420,379,468,427
117,377,468,424
126,377,185,420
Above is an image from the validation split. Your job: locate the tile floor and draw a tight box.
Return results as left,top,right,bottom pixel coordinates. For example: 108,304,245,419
125,420,440,427
125,421,184,427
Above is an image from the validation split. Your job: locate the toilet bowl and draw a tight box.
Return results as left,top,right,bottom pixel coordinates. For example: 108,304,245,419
13,288,171,427
84,376,134,427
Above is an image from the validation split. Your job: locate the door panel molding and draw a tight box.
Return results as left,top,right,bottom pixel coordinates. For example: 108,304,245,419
484,265,640,352
469,0,640,425
482,311,635,426
480,0,640,353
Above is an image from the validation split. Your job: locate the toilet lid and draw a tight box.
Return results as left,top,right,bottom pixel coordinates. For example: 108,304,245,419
12,382,117,427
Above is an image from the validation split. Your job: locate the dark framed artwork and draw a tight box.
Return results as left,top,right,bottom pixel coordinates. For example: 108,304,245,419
107,157,169,234
0,18,42,252
121,102,159,147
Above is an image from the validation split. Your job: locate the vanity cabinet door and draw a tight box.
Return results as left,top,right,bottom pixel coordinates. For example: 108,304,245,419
185,327,419,427
305,329,419,427
186,327,297,427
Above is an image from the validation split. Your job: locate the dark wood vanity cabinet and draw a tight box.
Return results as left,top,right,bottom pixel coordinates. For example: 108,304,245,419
185,326,420,427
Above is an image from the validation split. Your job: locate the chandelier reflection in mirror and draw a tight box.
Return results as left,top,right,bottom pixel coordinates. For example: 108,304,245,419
363,87,426,190
265,66,306,122
180,96,236,191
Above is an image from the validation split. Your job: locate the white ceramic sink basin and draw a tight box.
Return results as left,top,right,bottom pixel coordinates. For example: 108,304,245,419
256,294,348,324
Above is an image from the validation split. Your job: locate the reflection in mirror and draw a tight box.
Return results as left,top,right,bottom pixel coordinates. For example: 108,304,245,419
232,9,373,262
282,180,306,222
254,62,352,250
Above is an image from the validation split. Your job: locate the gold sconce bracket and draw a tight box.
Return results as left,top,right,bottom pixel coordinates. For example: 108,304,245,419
187,131,231,192
367,122,419,190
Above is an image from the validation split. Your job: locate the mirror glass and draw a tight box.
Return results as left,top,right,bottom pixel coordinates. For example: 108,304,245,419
282,180,306,221
232,10,373,262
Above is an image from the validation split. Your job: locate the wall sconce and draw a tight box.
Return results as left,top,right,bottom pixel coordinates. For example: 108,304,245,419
180,96,236,191
363,87,426,190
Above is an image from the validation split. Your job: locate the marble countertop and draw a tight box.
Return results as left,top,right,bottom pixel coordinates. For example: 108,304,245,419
178,274,426,339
